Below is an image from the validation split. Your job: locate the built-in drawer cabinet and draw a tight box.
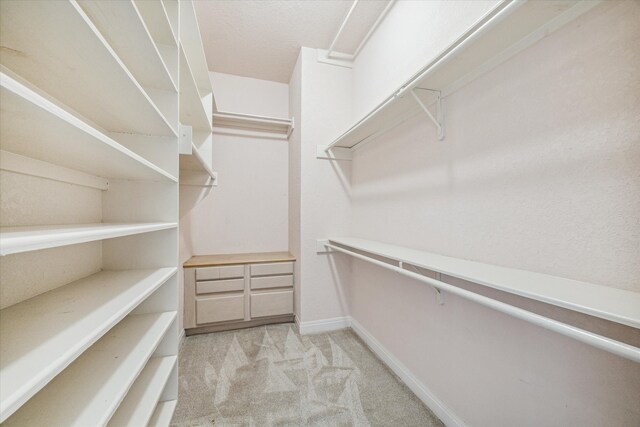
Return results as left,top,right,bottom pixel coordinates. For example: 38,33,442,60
184,252,295,333
197,278,244,295
251,274,293,290
251,290,294,318
196,294,244,324
196,265,244,281
251,262,293,276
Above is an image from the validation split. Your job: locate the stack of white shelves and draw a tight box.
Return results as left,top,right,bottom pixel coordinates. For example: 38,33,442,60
0,0,183,425
178,0,215,191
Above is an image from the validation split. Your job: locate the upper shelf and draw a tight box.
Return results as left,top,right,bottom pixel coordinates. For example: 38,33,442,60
327,237,640,329
0,268,176,422
0,69,177,183
179,0,211,97
179,46,212,132
77,0,177,93
0,0,176,137
327,0,599,150
213,111,294,137
133,0,177,48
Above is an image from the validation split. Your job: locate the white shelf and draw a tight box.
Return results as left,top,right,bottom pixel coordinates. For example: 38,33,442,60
328,237,640,329
213,111,294,136
0,268,176,422
180,142,216,181
179,0,211,95
148,400,177,427
133,0,177,48
0,69,177,183
107,356,177,427
3,311,177,427
0,0,176,137
179,45,212,132
327,0,598,150
0,222,177,256
78,0,177,93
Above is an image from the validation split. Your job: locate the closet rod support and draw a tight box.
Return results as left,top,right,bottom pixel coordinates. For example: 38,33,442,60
410,89,444,140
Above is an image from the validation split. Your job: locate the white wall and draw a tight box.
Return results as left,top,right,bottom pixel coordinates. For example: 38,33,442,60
185,72,289,255
351,0,500,120
344,1,640,425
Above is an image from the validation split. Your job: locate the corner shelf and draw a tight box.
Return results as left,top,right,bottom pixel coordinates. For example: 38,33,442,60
0,69,177,183
325,237,640,329
0,223,177,256
0,0,176,137
213,111,294,137
3,311,176,426
325,0,599,151
179,142,216,186
0,268,176,421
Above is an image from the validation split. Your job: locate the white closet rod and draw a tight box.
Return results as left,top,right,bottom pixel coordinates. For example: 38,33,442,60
324,243,640,363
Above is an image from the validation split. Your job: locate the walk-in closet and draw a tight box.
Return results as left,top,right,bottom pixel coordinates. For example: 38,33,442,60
0,0,638,426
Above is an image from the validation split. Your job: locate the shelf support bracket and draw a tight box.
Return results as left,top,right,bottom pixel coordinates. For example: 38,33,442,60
316,145,352,161
410,89,444,140
434,272,444,305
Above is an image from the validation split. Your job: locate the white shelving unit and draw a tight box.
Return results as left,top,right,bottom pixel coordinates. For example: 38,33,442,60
321,237,640,362
0,268,176,419
0,69,177,184
0,0,181,424
177,0,217,215
3,312,177,427
213,111,294,138
0,0,176,137
322,0,600,153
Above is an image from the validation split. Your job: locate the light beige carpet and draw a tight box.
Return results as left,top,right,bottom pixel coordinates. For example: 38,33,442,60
172,323,443,427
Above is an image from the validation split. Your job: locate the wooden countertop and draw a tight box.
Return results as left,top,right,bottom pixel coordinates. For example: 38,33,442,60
184,251,295,268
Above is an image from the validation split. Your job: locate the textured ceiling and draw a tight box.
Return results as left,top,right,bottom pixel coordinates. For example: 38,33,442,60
195,0,391,83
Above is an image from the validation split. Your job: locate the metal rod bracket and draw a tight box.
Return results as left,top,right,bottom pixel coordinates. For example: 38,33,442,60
410,89,444,140
435,272,444,305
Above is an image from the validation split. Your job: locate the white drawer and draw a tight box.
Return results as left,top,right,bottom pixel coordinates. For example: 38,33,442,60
251,290,293,318
196,294,244,324
197,278,244,295
251,275,293,290
251,262,293,277
196,265,244,281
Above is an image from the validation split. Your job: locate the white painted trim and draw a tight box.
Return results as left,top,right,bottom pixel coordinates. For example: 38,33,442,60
349,317,466,427
296,316,351,335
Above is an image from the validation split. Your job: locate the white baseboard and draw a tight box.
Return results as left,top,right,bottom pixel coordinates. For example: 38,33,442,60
349,317,466,427
296,315,352,335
